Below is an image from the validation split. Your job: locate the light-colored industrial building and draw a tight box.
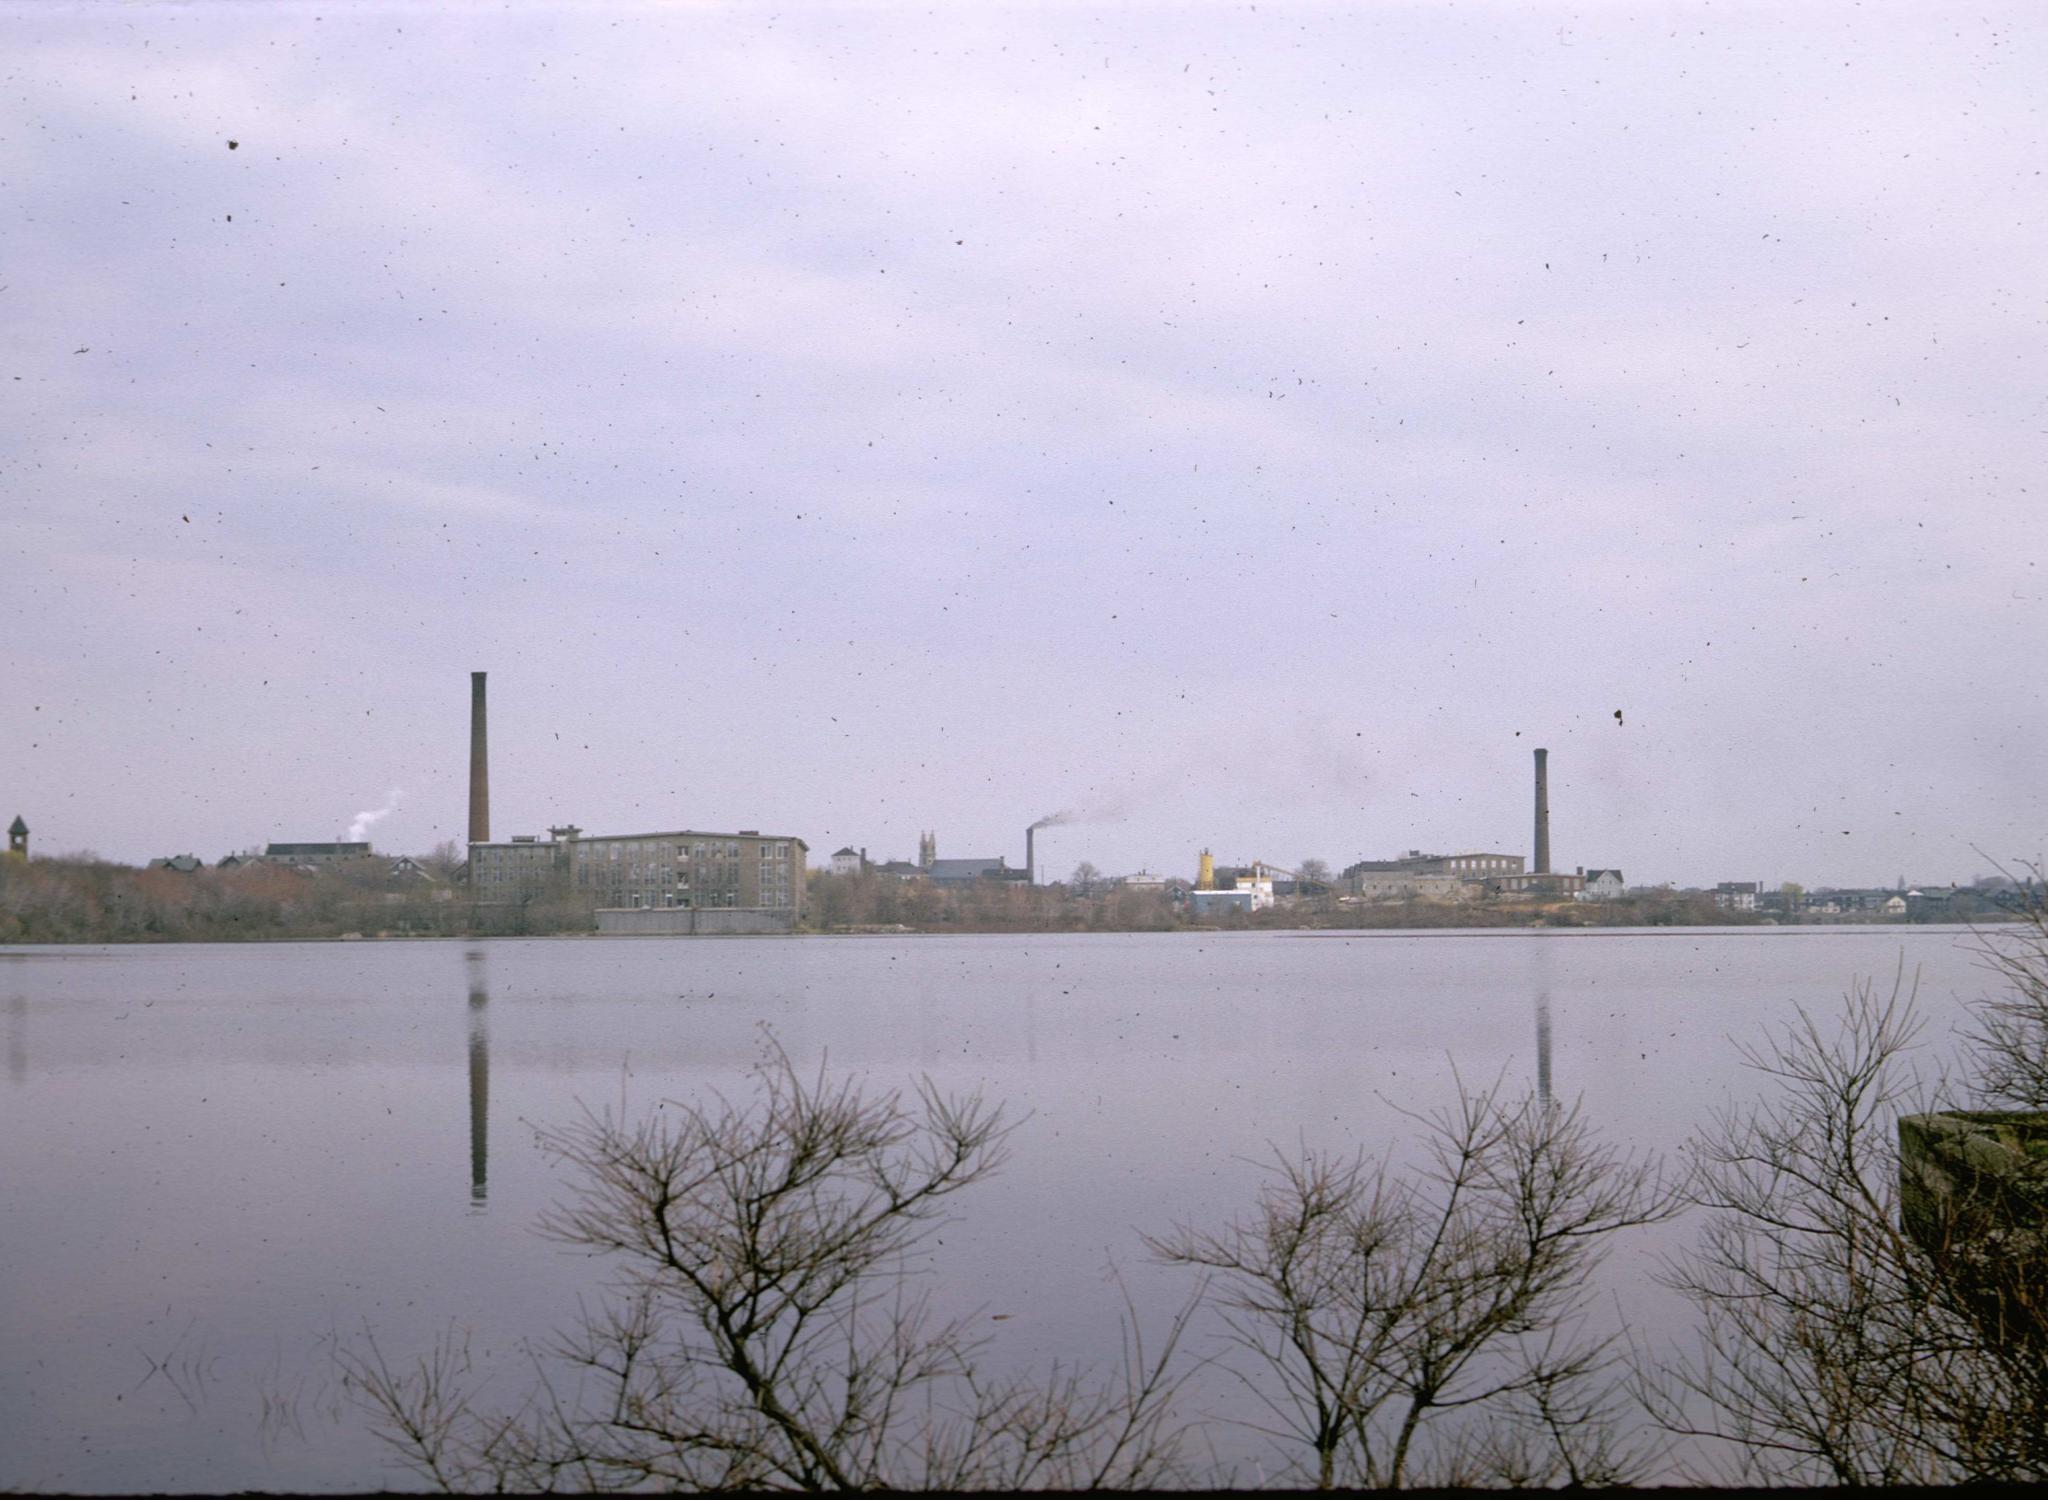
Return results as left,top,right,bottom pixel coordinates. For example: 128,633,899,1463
470,825,807,926
469,836,564,898
1190,864,1274,915
1348,870,1475,902
1342,851,1523,901
1489,870,1586,899
457,673,806,932
924,856,1020,887
1188,851,1282,912
1344,851,1525,880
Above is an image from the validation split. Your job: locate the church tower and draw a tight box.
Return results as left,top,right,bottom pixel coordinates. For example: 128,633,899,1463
6,815,26,861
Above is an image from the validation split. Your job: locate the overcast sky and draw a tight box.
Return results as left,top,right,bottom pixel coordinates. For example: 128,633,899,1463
4,0,2043,888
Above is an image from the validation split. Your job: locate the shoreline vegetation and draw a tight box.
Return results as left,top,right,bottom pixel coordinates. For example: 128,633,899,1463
0,855,2008,944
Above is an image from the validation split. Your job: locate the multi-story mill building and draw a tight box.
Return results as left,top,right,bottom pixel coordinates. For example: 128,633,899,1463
470,824,807,924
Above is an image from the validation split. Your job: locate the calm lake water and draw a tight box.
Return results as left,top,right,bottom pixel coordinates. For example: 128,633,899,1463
0,927,2001,1490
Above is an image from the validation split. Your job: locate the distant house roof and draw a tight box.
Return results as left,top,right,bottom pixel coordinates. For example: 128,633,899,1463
873,860,923,878
832,846,859,857
265,842,371,858
1584,869,1625,883
148,855,204,873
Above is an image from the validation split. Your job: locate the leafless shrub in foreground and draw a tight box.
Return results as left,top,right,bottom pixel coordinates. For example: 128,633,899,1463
1148,1082,1675,1489
343,1039,1193,1491
1646,975,2048,1484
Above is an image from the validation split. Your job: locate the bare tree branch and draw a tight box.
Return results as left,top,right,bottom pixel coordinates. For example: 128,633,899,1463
345,1031,1193,1491
1646,970,2048,1484
1150,1078,1675,1488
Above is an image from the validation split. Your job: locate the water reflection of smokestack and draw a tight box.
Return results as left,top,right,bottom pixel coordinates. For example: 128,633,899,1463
7,994,24,1085
466,949,489,1207
1530,933,1555,1110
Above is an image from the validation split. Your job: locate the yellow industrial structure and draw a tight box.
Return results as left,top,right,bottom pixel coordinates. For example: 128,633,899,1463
1195,853,1313,892
1189,851,1278,915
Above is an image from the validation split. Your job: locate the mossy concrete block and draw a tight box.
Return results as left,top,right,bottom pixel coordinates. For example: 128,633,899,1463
1899,1110,2048,1351
1901,1113,2048,1238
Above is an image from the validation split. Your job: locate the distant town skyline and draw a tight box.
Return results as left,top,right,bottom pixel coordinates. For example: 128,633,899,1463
5,3,2043,889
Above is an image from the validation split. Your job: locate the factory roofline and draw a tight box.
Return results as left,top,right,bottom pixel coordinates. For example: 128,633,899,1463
469,827,806,848
924,856,1011,878
1345,850,1518,870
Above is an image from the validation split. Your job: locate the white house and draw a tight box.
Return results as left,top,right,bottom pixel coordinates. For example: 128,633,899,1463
1713,881,1760,912
1578,869,1626,901
829,846,862,876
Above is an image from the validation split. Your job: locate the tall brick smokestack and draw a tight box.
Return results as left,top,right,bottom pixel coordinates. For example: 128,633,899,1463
469,671,490,844
1533,747,1550,875
1026,825,1035,886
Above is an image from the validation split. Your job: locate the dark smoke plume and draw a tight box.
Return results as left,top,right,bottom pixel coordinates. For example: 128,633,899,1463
1030,775,1167,833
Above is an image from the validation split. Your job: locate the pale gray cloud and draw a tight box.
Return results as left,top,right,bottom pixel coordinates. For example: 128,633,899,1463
2,1,2042,886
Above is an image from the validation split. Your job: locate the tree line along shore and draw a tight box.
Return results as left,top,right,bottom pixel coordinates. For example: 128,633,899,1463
0,854,2009,944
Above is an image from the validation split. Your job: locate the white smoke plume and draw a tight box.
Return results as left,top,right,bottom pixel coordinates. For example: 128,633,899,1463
347,788,404,845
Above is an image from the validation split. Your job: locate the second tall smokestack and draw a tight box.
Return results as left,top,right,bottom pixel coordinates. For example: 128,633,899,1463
1533,747,1550,875
469,671,490,845
1026,825,1035,886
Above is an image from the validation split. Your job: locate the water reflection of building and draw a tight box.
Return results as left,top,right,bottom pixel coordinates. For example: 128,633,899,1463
1530,935,1554,1109
7,993,24,1084
467,950,488,1207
